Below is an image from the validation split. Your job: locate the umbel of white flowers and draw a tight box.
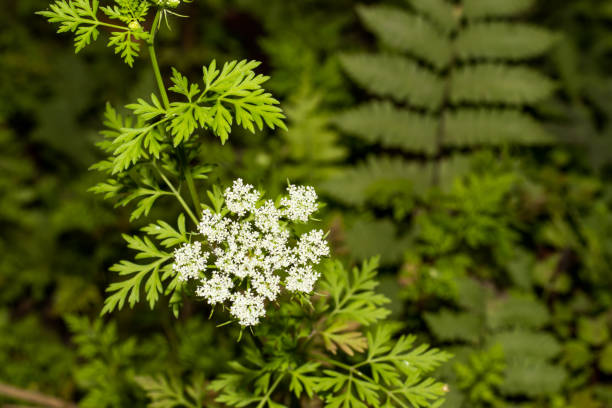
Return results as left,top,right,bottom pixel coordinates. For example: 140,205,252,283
173,179,329,326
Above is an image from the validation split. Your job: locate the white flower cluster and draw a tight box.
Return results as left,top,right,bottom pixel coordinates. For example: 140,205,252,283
173,179,329,326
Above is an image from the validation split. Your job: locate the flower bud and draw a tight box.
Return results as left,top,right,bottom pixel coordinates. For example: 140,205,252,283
128,20,141,30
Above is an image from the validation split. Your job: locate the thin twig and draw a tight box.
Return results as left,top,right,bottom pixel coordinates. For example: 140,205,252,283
0,382,77,408
2,404,47,408
152,162,198,224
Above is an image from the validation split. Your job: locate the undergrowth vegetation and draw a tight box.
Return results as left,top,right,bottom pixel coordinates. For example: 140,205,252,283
1,0,612,407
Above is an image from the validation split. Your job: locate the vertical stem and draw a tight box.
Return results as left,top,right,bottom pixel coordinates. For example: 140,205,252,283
178,145,202,215
154,163,199,225
432,23,458,187
148,10,171,109
256,373,286,408
148,9,201,218
184,163,203,216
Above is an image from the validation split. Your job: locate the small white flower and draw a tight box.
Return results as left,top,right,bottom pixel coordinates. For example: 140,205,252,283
285,265,320,293
196,272,233,304
281,184,318,222
252,273,281,301
224,178,260,217
254,200,281,233
236,221,260,250
173,242,207,281
230,291,266,326
296,229,330,265
215,248,248,279
197,208,230,243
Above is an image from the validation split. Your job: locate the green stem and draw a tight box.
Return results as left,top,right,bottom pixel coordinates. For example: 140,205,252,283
95,19,131,31
153,163,198,225
184,167,202,216
316,357,410,408
147,10,201,223
179,147,203,216
148,10,171,109
256,373,286,408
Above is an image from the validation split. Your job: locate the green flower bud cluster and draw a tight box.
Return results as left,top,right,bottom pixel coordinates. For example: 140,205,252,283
128,20,141,30
155,0,180,8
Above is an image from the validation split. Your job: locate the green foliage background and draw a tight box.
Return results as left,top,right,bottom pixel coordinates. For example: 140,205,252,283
2,0,612,407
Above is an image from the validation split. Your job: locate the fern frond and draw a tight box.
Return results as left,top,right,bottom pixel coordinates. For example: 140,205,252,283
455,23,557,61
450,64,556,105
340,54,443,110
345,219,411,264
463,0,536,19
425,309,483,343
283,93,347,164
486,295,550,330
319,156,432,206
444,109,552,146
407,0,458,34
487,330,561,360
435,155,472,192
320,155,471,205
356,5,451,69
334,102,438,155
500,359,566,397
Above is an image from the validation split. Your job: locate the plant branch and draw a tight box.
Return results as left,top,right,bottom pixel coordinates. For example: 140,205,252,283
147,11,202,218
153,163,198,225
314,357,410,408
178,146,202,216
146,13,201,225
0,382,77,408
184,168,202,216
148,10,171,109
256,373,286,408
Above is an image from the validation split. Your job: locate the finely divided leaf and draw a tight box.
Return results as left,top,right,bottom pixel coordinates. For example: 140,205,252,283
101,233,174,314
